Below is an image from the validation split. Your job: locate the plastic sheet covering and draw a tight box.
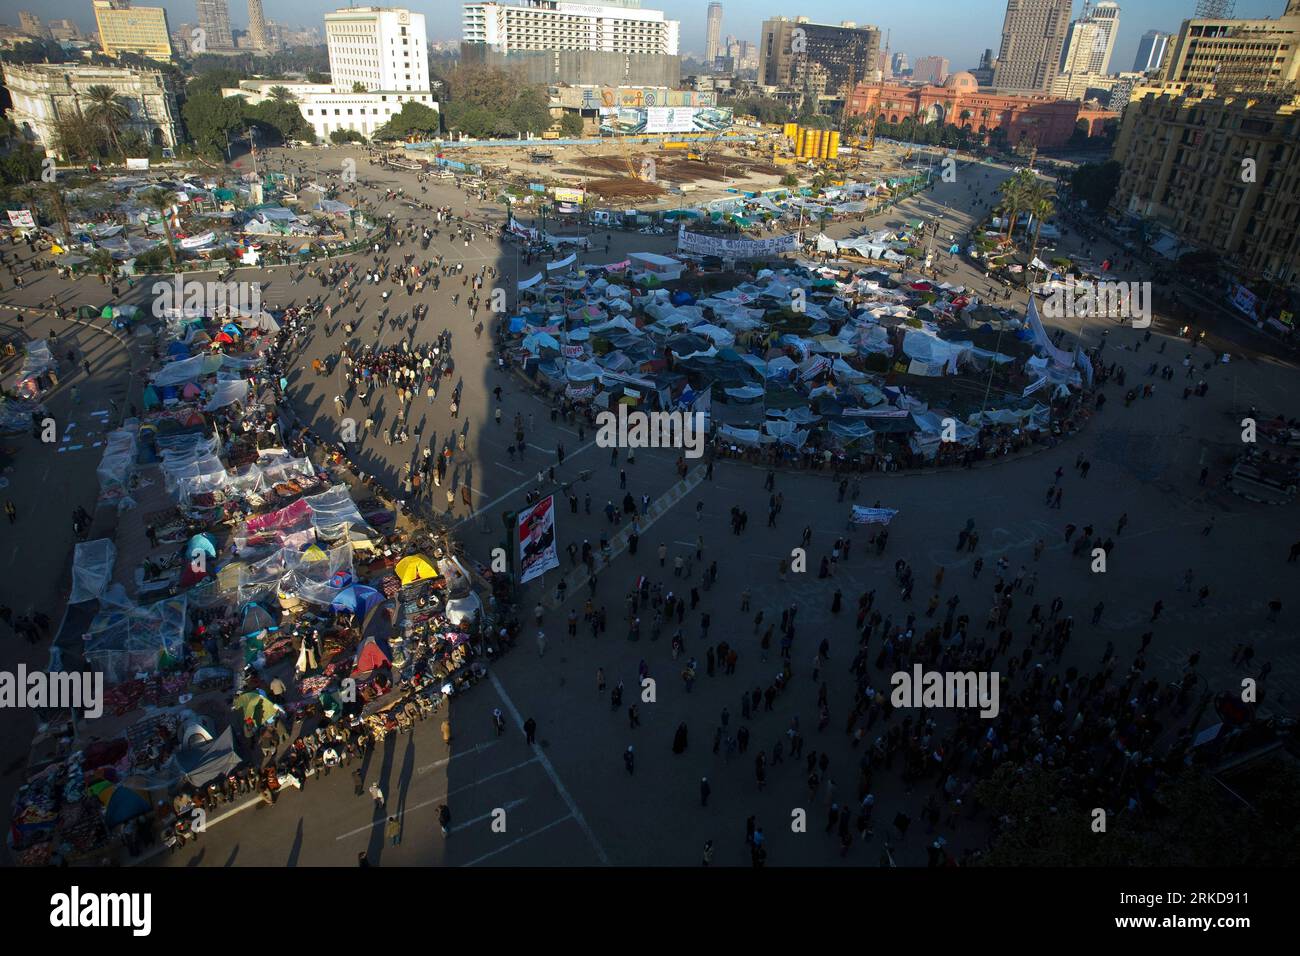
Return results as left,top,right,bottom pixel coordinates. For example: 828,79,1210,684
96,426,139,504
154,354,223,386
716,424,774,447
0,395,44,434
17,340,55,381
304,484,368,532
84,594,188,686
828,420,876,444
204,378,250,410
70,538,117,604
278,543,355,606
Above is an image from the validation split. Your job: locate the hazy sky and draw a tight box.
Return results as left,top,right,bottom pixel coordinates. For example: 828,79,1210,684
11,0,1285,73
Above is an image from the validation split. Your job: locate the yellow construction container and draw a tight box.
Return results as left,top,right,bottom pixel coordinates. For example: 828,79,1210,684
783,122,798,140
827,130,840,160
805,129,822,159
662,141,689,150
795,128,806,157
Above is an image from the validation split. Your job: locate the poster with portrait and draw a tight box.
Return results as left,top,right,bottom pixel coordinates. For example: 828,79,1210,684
517,495,559,585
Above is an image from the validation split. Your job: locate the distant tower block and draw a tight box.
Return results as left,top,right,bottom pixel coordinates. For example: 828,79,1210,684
1194,0,1236,18
248,0,271,52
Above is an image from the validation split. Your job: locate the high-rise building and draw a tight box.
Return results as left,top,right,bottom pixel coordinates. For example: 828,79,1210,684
706,3,723,62
1054,2,1121,98
992,0,1072,93
18,12,50,39
247,0,271,52
757,17,881,94
1162,2,1300,92
1085,1,1120,75
891,51,909,75
1112,86,1300,284
462,1,681,87
1132,30,1169,73
92,1,174,61
48,18,81,41
326,6,428,93
196,0,234,49
912,56,950,85
971,48,996,85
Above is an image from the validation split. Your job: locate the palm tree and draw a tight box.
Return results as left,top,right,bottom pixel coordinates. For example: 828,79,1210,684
42,182,72,241
997,168,1037,242
82,85,132,160
1027,181,1058,259
142,187,180,267
268,86,296,104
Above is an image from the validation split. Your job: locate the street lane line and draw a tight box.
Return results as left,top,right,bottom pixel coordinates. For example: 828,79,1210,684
447,797,528,834
488,671,609,864
453,439,598,529
416,738,500,775
459,813,575,867
334,756,540,840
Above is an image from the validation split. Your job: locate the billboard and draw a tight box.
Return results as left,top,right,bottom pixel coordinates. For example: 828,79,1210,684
553,187,585,204
517,495,559,585
645,107,697,134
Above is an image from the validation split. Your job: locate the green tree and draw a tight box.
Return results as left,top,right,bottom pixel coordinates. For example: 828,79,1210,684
1070,160,1122,213
141,187,180,267
351,81,367,93
268,85,297,103
83,85,132,160
1026,180,1058,258
182,92,244,157
373,101,442,141
559,112,585,138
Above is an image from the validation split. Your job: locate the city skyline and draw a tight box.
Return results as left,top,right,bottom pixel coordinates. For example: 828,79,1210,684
4,0,1285,72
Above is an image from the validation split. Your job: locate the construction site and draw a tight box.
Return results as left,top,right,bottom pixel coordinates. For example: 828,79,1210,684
403,121,930,210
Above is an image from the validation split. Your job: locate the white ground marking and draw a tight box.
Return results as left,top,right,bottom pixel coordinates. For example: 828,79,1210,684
459,814,576,867
488,671,609,864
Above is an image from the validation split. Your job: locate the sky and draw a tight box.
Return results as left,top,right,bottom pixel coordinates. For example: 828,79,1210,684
8,0,1286,74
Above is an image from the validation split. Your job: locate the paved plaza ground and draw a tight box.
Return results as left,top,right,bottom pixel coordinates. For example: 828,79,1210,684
0,145,1293,866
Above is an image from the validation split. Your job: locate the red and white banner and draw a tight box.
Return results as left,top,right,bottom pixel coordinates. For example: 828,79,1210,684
517,495,559,585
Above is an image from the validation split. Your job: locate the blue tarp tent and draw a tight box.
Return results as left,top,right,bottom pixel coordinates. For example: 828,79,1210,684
330,584,382,617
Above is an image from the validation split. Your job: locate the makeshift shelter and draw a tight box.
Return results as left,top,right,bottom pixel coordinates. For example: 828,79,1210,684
231,690,283,726
330,584,382,617
175,727,243,788
352,635,393,674
394,554,438,585
99,785,150,827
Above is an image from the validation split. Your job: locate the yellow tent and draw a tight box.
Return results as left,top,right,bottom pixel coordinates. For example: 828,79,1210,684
301,544,328,561
395,554,438,585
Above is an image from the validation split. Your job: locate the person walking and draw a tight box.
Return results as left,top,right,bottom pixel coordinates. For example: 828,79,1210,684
700,777,711,807
368,782,385,809
385,815,401,846
437,804,451,836
701,839,714,866
623,745,635,775
537,629,547,657
492,708,506,736
523,717,537,745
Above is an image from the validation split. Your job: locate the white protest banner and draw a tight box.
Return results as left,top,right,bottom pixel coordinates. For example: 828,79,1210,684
850,506,899,525
677,225,798,258
180,231,216,250
547,253,577,271
517,272,544,290
561,345,585,358
7,209,36,229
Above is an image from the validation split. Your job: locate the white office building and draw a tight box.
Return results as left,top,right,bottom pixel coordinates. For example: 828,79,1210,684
462,0,679,56
325,6,429,93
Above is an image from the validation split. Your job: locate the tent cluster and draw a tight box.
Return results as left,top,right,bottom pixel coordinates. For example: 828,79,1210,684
506,251,1090,466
